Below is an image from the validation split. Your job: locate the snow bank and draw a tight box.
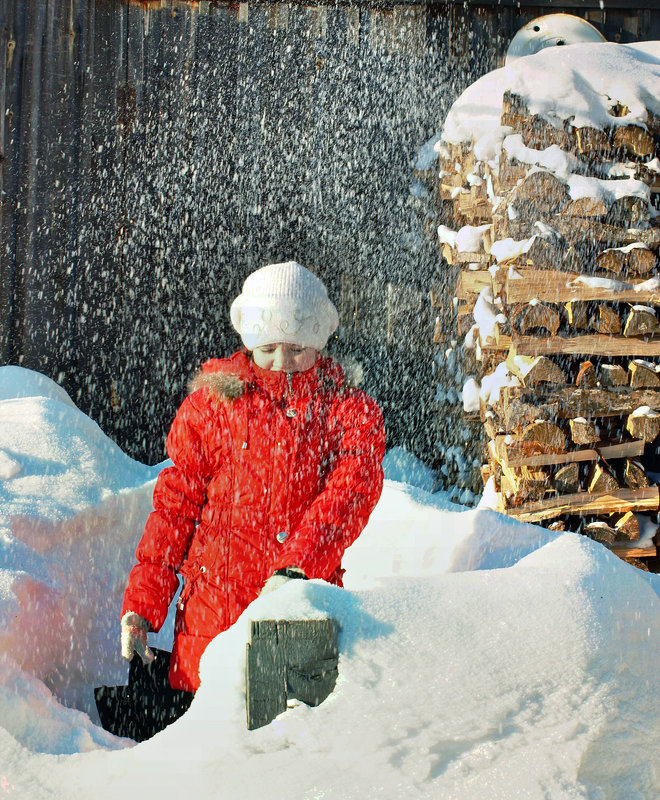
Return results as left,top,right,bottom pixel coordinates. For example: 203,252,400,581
20,532,660,800
381,445,438,493
0,366,77,407
2,367,660,800
0,366,161,731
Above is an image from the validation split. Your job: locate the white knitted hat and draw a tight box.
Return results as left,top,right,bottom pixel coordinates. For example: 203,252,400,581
230,261,339,351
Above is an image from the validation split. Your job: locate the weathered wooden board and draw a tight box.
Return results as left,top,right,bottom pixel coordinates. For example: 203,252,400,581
498,385,660,430
553,218,660,250
490,436,645,469
246,619,339,731
609,544,657,559
442,244,491,265
505,487,659,523
505,269,660,305
488,332,660,358
456,270,494,300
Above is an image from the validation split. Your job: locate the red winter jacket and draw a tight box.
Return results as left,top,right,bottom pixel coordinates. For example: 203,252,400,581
122,351,385,692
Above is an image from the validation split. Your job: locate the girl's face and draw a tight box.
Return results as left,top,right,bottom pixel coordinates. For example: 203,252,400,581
252,343,319,373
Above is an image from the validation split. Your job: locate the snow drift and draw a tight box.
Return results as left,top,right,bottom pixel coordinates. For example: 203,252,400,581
1,365,660,800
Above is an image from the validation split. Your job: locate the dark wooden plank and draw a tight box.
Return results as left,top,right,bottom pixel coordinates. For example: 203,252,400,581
246,618,339,730
500,386,660,430
1,0,31,361
280,619,339,708
245,620,287,731
0,0,10,359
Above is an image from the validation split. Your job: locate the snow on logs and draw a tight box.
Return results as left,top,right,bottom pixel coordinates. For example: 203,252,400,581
434,43,660,562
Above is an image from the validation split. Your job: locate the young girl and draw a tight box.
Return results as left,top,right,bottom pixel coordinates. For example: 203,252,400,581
120,261,386,703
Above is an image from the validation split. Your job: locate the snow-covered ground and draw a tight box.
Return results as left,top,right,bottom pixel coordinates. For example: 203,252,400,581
1,365,660,799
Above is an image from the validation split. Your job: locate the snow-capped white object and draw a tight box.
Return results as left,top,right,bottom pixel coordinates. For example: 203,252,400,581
490,235,537,263
473,287,507,342
567,174,650,204
630,405,660,418
503,135,577,180
505,13,606,65
632,359,659,372
462,378,481,413
568,275,632,292
441,42,660,150
635,276,660,292
455,224,491,253
614,242,650,254
511,355,543,380
476,475,499,510
533,221,560,241
437,224,458,248
480,362,521,406
462,324,476,350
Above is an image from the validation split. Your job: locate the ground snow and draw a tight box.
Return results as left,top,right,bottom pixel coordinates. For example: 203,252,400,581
1,366,660,799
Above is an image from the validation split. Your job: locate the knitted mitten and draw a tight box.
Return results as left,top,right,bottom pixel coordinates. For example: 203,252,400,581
121,611,155,665
260,567,307,596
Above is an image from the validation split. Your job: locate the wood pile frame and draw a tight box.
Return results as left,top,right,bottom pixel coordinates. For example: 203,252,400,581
433,90,660,568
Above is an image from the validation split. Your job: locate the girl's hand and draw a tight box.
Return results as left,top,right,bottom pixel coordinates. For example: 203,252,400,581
121,612,156,664
260,567,307,596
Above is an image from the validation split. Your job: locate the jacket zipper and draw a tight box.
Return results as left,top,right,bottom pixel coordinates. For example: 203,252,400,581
284,371,297,530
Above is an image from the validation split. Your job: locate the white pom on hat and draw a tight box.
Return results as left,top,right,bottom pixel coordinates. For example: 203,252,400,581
230,261,339,351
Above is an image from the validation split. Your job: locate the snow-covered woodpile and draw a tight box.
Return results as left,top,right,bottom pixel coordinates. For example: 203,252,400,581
433,41,660,566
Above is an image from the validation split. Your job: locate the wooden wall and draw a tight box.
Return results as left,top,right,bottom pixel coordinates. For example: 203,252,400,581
1,0,657,464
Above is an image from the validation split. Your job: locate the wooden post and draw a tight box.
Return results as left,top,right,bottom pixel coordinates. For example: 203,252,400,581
246,619,339,731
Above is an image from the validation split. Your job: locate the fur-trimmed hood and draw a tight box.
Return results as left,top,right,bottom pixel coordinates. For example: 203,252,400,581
188,370,246,401
188,351,363,402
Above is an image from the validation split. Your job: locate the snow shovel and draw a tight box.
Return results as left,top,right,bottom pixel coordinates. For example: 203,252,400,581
94,648,193,742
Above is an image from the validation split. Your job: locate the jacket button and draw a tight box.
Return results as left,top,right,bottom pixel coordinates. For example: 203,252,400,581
200,565,206,573
276,531,288,543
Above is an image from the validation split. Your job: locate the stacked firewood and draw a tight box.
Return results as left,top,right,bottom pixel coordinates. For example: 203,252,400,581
434,90,660,566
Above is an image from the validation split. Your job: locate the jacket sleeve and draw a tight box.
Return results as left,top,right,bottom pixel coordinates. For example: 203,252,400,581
121,392,215,631
273,390,386,580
